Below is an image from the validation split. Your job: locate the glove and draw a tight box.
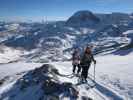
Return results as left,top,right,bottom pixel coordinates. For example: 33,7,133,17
94,60,96,64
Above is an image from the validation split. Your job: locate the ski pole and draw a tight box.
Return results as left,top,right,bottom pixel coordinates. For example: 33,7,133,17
94,63,96,82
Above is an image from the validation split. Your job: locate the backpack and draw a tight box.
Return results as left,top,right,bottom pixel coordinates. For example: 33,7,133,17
72,52,80,65
80,53,93,65
72,52,80,60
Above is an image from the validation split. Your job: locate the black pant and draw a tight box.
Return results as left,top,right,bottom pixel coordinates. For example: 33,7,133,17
73,64,81,74
81,64,90,79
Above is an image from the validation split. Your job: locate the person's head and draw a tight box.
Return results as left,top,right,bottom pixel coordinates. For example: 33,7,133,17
74,48,79,53
85,46,92,54
73,46,80,51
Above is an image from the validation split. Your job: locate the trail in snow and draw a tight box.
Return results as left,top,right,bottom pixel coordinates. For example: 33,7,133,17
94,82,123,100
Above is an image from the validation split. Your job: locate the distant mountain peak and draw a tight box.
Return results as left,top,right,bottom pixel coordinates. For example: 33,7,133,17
66,10,100,27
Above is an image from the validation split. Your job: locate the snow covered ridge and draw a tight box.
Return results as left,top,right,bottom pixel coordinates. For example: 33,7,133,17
0,64,81,100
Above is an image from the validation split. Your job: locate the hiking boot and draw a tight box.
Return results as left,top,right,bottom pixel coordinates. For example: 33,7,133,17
84,79,87,83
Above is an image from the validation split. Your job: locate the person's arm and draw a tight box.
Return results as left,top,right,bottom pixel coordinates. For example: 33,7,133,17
80,54,85,65
71,53,75,65
91,54,96,64
78,53,81,60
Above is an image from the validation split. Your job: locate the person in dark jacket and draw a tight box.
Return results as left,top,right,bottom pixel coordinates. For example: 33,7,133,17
72,48,81,74
80,46,96,82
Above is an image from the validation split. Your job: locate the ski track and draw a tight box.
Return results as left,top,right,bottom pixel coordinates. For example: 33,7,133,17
88,73,126,100
93,83,123,100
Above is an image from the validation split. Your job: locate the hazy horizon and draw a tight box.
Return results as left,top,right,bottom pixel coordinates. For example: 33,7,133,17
0,0,133,22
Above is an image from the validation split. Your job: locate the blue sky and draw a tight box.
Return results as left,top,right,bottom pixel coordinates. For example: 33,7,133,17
0,0,133,22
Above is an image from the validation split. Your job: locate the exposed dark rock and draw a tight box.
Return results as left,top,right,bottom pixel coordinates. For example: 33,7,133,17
82,96,93,100
0,76,10,86
5,64,79,100
0,79,4,85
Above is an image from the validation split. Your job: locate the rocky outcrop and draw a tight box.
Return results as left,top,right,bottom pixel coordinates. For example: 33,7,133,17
0,64,79,100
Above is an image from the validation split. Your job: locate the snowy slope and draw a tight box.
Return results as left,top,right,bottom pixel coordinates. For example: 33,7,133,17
0,62,42,79
0,51,133,100
0,46,23,64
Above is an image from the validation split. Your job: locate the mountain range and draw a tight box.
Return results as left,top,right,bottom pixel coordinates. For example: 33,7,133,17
0,10,133,62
